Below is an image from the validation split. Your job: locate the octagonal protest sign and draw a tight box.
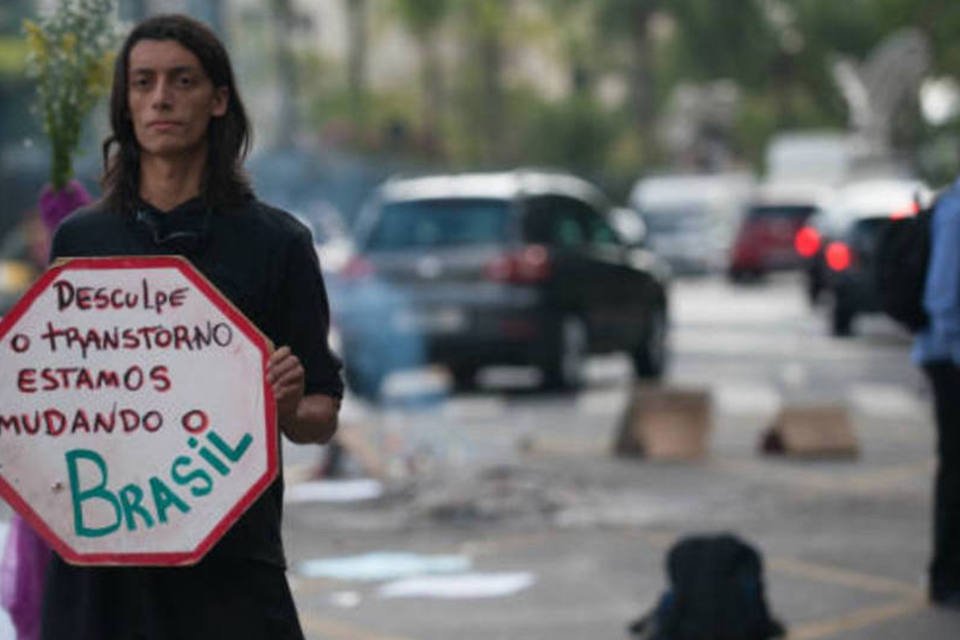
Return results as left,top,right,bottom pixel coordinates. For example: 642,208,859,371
0,256,277,566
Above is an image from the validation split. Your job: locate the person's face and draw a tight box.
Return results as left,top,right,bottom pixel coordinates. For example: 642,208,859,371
127,39,228,161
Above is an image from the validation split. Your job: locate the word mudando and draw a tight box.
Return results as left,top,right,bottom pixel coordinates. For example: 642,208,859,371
1,405,165,437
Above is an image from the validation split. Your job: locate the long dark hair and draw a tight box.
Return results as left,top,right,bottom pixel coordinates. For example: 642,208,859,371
101,14,253,214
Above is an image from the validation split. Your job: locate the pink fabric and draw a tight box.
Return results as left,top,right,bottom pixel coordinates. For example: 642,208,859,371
2,180,91,639
1,516,50,640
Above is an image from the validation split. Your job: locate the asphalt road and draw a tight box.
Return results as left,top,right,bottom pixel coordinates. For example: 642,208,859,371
2,272,949,639
278,271,959,639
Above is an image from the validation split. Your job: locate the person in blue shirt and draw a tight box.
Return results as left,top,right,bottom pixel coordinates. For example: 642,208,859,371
913,179,960,607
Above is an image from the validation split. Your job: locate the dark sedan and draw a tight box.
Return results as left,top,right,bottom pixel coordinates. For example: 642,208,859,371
334,171,671,397
817,179,930,336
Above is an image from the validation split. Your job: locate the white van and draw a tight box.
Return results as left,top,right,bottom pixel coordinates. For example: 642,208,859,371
629,172,756,274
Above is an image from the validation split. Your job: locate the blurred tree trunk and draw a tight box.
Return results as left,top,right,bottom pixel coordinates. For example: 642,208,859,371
479,27,505,164
346,0,369,129
627,3,659,165
420,34,445,155
271,0,298,147
393,0,449,156
544,0,595,97
597,0,660,164
463,0,509,165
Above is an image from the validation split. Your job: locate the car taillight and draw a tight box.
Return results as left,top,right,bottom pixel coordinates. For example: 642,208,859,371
890,201,921,220
340,255,376,280
825,241,852,272
794,226,821,258
484,245,551,283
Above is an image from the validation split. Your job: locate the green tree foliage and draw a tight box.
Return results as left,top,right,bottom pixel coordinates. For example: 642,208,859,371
305,0,958,185
665,0,779,89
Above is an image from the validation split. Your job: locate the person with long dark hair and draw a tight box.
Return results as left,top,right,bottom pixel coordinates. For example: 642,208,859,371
42,14,343,639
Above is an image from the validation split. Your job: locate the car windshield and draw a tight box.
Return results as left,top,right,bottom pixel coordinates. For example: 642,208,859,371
366,198,511,250
641,206,707,233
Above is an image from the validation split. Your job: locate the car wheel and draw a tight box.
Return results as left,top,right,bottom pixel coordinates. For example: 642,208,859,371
729,268,762,284
633,305,667,379
728,268,746,283
542,315,587,390
831,301,854,337
806,269,823,306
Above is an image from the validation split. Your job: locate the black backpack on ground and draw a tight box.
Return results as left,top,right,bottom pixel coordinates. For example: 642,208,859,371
628,533,785,640
875,196,936,333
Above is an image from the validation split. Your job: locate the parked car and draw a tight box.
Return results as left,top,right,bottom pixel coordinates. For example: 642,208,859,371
288,198,355,276
335,170,671,397
764,130,866,185
628,172,755,275
728,181,830,280
818,178,932,337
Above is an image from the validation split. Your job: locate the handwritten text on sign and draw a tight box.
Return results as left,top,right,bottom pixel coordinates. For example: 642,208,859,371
0,257,276,566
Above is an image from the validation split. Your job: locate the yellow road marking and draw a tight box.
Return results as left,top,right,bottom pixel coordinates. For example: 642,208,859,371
715,458,934,495
787,598,926,639
522,435,608,456
769,556,923,598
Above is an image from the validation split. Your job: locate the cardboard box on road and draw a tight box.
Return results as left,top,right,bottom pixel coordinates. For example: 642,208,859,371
760,404,859,458
614,385,712,461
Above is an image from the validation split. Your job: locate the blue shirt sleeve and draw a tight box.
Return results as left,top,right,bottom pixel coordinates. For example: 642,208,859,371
924,189,960,350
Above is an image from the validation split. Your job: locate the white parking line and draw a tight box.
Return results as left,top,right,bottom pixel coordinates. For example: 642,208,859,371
576,388,628,415
848,383,925,418
713,381,782,415
442,397,507,421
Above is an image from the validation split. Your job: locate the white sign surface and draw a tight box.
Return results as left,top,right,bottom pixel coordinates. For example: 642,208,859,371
0,256,277,566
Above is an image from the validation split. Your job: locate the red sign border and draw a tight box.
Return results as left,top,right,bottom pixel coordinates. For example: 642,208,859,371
0,256,279,566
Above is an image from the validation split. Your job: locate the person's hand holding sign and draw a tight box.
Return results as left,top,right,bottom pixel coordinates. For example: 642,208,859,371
268,346,305,422
268,346,339,445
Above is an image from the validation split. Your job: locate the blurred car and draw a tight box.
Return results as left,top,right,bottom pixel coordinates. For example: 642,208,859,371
628,172,755,275
0,217,45,317
289,199,356,276
728,181,829,280
335,170,671,397
764,130,866,185
818,178,932,337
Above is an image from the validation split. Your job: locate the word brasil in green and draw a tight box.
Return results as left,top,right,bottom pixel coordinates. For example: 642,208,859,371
66,429,253,538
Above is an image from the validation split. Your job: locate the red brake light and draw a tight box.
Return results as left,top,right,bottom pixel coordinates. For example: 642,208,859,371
340,255,375,280
890,201,921,220
485,245,551,283
794,226,821,258
825,241,852,272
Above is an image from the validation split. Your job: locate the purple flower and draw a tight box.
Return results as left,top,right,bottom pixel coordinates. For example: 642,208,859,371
38,179,93,234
